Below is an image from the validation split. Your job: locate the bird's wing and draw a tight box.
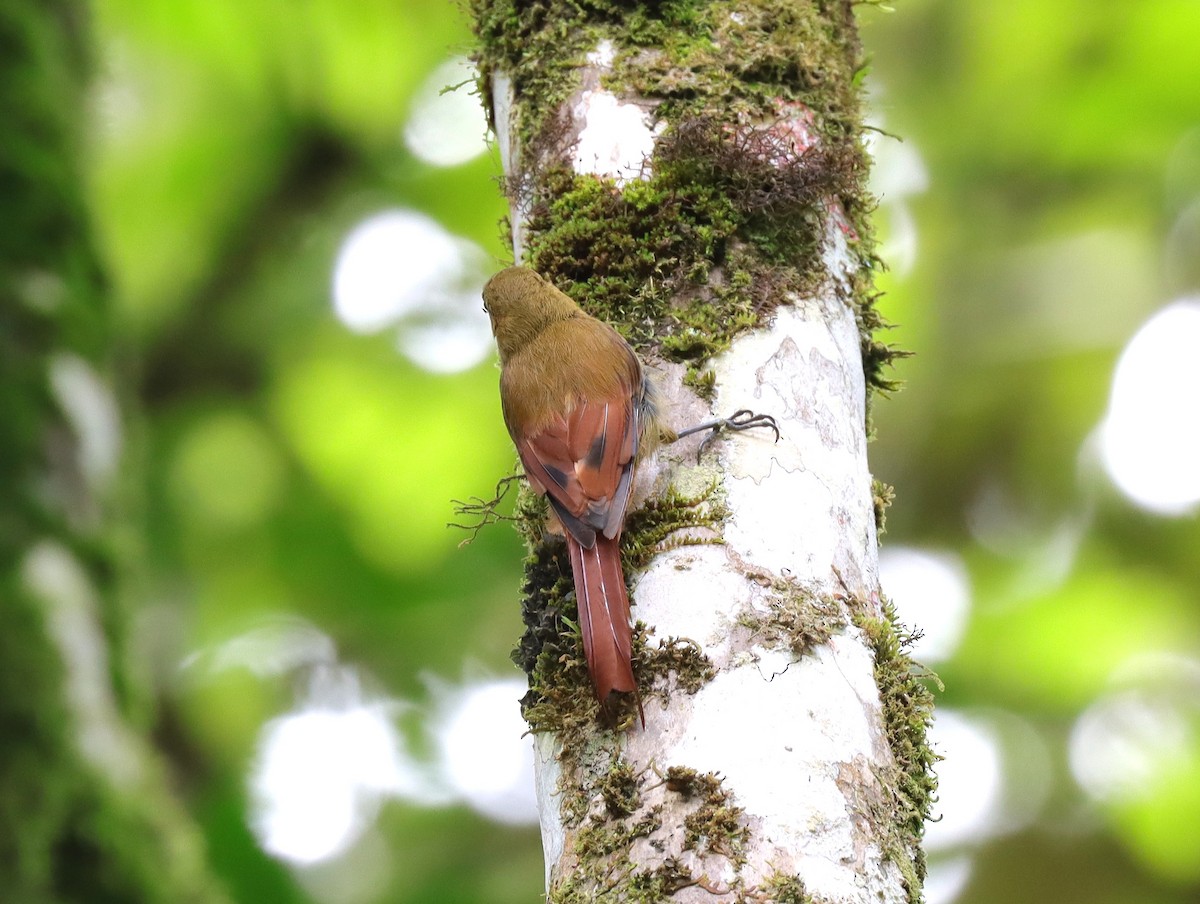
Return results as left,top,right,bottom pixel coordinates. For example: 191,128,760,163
516,389,640,548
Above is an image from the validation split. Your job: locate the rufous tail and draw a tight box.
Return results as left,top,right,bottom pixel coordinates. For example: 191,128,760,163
567,533,641,722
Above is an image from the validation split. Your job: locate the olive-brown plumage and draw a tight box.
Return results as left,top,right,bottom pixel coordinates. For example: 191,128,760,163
483,266,653,716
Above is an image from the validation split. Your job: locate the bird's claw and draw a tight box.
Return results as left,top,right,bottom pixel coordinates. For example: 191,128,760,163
718,409,781,442
677,409,780,461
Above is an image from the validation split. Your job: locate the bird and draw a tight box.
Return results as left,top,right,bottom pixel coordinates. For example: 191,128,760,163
483,265,777,722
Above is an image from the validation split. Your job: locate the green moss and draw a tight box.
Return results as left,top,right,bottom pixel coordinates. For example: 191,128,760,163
513,477,726,734
663,765,720,799
522,125,860,390
575,806,660,861
473,0,867,150
547,763,754,902
681,775,748,863
621,480,727,572
470,0,601,148
472,0,903,394
526,555,934,903
511,479,552,546
758,872,814,904
871,477,894,535
635,631,716,696
549,799,667,903
599,760,642,818
615,0,863,136
736,572,847,657
475,3,920,895
626,857,696,897
660,768,749,866
510,480,730,758
682,367,717,402
856,278,912,407
508,531,574,681
517,587,604,740
850,596,939,902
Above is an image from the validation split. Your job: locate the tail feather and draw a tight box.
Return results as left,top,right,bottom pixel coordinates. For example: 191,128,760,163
567,534,640,720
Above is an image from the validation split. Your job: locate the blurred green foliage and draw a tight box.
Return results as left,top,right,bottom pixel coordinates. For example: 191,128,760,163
34,0,1200,902
863,0,1200,899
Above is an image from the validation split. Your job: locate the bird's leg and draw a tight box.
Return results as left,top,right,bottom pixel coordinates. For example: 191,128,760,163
672,409,780,460
676,408,780,441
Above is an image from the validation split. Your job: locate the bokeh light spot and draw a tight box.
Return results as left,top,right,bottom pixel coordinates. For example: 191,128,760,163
924,855,973,904
403,57,488,167
1069,655,1200,882
1099,298,1200,515
331,209,494,373
878,546,970,664
49,352,122,488
925,709,1003,851
185,614,336,679
332,210,457,332
249,668,427,865
866,122,927,277
399,317,496,375
435,679,537,825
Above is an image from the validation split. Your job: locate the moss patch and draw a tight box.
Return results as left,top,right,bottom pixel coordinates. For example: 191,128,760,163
547,764,753,903
850,595,939,901
626,858,697,897
520,123,864,389
758,872,815,904
621,480,727,571
872,477,895,536
472,0,903,394
636,631,716,696
551,803,666,903
473,0,867,158
737,570,848,657
681,776,748,863
513,478,726,731
663,767,750,864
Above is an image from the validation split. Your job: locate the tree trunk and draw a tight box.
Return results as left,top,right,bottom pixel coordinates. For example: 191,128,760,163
0,4,229,901
472,2,936,902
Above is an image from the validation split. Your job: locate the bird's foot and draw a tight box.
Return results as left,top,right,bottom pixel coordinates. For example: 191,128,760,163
675,409,780,460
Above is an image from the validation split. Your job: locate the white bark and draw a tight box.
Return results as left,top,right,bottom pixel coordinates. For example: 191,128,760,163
619,273,903,901
497,34,911,904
